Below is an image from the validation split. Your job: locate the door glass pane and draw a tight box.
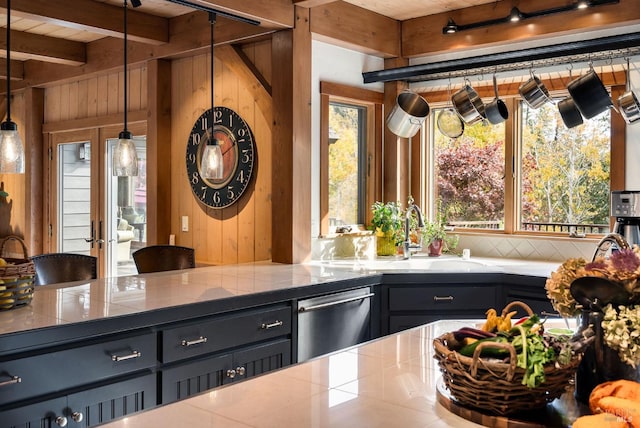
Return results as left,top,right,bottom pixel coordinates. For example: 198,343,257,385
433,108,506,230
519,101,610,234
58,142,92,254
328,102,366,227
106,137,146,277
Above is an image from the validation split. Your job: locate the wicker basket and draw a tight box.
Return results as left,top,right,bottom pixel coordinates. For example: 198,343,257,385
0,235,35,310
433,301,580,415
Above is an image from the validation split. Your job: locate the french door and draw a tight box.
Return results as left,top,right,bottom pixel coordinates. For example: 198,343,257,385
46,124,146,278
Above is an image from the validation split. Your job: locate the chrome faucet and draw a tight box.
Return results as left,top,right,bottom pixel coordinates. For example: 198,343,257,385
403,203,425,259
592,232,630,262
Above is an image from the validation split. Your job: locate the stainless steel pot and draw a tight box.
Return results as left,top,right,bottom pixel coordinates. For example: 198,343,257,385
568,68,613,119
485,74,509,125
451,81,485,125
618,60,640,125
386,91,430,138
558,96,583,129
519,72,552,109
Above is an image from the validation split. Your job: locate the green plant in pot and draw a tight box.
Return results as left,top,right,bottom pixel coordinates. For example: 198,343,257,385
422,201,457,257
370,201,403,256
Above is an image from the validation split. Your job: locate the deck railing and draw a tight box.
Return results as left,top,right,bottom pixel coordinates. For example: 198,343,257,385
448,220,609,234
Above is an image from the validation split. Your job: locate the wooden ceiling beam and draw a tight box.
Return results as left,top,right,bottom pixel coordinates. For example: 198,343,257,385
309,1,400,58
185,0,294,28
0,59,24,80
0,0,168,45
402,0,640,58
16,12,274,89
0,29,85,66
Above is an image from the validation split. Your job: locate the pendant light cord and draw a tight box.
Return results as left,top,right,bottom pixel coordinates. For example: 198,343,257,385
6,0,11,122
209,12,216,138
123,0,129,134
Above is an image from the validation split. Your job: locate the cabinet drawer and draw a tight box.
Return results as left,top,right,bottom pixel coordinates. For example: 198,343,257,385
0,331,156,405
389,286,497,311
162,305,291,363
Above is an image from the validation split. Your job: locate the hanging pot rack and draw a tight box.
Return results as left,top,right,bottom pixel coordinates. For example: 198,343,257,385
363,32,640,84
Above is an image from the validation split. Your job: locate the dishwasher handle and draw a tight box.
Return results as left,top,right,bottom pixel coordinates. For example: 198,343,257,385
298,292,375,313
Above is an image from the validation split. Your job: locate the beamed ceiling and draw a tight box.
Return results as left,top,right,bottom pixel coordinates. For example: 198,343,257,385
0,0,637,89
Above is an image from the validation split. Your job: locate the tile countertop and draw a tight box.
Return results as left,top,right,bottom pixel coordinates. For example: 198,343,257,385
102,319,485,428
0,257,562,336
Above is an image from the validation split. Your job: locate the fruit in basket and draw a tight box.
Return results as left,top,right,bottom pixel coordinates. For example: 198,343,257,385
0,258,6,267
0,297,15,308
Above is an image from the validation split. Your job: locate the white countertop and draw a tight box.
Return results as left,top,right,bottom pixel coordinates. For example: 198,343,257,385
0,256,560,337
102,319,485,428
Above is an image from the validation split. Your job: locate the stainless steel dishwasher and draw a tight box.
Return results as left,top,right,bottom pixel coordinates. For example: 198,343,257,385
297,287,374,362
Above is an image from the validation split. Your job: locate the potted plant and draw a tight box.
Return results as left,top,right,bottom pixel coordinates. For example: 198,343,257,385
370,201,403,256
422,200,457,257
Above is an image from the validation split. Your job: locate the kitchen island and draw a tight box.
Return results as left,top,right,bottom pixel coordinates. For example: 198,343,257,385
0,257,561,427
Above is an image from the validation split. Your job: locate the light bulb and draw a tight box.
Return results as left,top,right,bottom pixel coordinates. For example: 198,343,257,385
113,133,139,176
201,138,223,180
0,124,24,173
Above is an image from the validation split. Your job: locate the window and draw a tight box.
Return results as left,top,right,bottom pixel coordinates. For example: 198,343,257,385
429,75,618,236
520,102,610,234
328,102,367,226
433,112,506,230
319,82,383,236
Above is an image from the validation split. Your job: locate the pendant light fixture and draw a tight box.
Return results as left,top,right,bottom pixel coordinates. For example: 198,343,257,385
0,0,24,174
113,0,139,177
200,13,223,180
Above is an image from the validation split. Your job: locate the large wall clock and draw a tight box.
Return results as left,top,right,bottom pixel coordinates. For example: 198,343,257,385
186,106,256,209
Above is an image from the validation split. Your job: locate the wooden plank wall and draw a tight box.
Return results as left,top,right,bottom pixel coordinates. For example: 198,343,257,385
171,40,272,265
43,66,148,122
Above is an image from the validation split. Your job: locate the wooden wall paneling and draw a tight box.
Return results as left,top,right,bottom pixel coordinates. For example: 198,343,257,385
146,59,172,246
45,85,61,123
129,68,142,112
253,91,272,261
77,79,89,118
107,73,119,116
87,77,98,118
97,75,109,116
220,57,240,265
173,57,196,253
236,82,256,263
24,88,45,256
59,83,70,122
68,81,79,120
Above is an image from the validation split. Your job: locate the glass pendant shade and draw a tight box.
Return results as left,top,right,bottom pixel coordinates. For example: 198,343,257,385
0,121,24,173
200,138,223,180
113,131,139,176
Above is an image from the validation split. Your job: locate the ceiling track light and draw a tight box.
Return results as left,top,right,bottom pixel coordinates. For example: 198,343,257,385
442,0,619,34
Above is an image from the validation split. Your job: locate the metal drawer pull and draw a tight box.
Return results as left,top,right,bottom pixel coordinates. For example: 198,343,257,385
111,350,142,362
181,336,208,346
71,412,84,423
298,292,375,312
0,374,21,387
55,416,68,427
226,369,236,379
433,295,454,302
236,366,246,376
261,320,284,329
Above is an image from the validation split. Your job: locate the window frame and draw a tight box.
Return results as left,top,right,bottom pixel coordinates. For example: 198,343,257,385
319,82,383,236
421,70,626,237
